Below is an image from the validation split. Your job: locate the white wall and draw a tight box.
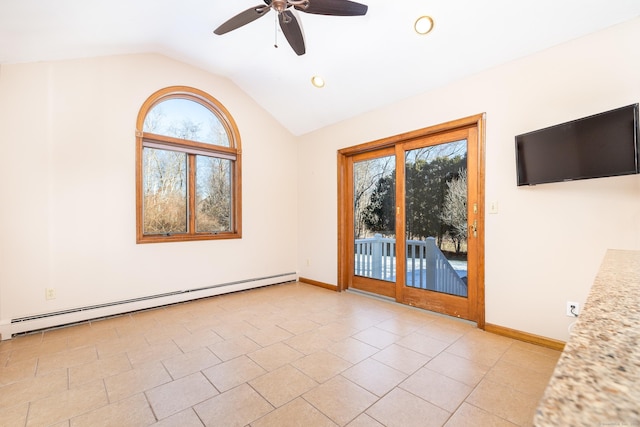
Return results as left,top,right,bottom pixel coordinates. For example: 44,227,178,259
297,17,640,342
0,54,298,327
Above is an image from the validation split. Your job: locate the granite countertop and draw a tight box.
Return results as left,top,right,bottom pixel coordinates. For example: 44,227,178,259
534,249,640,426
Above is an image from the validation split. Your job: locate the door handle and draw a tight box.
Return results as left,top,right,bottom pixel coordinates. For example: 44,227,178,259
470,219,477,238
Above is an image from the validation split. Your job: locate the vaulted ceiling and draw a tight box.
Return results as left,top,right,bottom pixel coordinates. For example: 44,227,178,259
1,0,639,135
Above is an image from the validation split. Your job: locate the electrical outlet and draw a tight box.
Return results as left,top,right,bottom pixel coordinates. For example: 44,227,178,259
306,258,311,266
45,288,57,300
566,301,579,317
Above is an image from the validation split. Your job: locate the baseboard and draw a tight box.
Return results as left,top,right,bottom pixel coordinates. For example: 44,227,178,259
1,273,297,340
485,323,565,351
295,281,564,352
298,277,338,292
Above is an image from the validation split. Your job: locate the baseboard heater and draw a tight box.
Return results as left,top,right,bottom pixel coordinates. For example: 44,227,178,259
0,272,297,340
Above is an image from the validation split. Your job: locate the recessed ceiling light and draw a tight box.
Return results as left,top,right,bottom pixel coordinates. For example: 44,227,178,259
414,16,434,35
311,75,325,88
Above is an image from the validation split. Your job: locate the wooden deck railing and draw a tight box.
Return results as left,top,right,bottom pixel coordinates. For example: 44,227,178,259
354,234,467,297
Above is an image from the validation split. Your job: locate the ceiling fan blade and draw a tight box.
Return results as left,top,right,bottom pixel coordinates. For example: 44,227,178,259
279,10,306,56
214,5,271,35
295,0,368,16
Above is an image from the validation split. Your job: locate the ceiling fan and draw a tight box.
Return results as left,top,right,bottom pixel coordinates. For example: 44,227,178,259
214,0,369,56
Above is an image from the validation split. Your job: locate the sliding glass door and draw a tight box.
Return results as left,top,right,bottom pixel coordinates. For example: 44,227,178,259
339,117,484,323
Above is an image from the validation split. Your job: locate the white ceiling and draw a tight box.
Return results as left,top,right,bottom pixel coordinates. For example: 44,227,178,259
1,0,639,135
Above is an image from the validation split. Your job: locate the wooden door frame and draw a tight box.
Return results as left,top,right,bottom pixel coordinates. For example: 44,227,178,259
337,113,486,329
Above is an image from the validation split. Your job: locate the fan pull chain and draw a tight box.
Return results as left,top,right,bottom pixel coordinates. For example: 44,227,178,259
274,13,279,48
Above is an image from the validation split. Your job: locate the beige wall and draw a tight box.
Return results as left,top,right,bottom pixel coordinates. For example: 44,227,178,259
1,18,639,343
297,18,640,341
0,54,299,325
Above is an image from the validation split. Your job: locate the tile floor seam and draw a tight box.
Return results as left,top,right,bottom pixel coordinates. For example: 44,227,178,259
155,376,217,422
192,407,207,426
464,401,517,426
362,410,386,426
201,366,222,395
298,394,341,426
396,377,459,415
482,365,549,399
101,377,112,406
23,401,32,427
159,359,174,382
62,366,69,392
246,380,278,410
339,371,402,423
63,381,113,426
140,390,160,424
468,377,539,426
440,373,485,422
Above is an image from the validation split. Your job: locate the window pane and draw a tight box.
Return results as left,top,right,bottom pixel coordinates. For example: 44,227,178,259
143,98,230,147
353,155,396,282
196,155,232,233
143,147,187,234
405,140,468,297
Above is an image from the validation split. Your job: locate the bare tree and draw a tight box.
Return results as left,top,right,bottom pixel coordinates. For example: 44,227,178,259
168,119,203,140
196,156,231,232
353,156,394,239
143,148,187,234
142,103,234,235
206,115,230,147
439,168,467,253
144,105,166,133
142,117,203,234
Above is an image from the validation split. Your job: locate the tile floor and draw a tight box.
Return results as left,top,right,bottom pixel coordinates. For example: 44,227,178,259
0,282,561,427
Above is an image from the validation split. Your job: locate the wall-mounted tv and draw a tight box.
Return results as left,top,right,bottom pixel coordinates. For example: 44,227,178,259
515,104,639,186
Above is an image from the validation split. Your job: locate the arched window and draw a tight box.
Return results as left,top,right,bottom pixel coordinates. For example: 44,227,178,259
136,86,241,243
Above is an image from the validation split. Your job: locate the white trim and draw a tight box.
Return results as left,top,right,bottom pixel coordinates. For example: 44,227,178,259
0,273,297,340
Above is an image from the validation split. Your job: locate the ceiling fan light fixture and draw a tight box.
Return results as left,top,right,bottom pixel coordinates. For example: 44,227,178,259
214,0,369,55
311,75,325,88
414,15,434,35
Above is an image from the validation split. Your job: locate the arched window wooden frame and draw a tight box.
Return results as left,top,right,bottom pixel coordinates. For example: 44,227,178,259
135,86,242,243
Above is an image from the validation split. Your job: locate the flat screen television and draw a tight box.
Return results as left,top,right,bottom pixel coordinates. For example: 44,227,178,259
515,104,639,186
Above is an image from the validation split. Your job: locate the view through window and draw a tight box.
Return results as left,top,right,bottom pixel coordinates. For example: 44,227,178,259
135,87,241,243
